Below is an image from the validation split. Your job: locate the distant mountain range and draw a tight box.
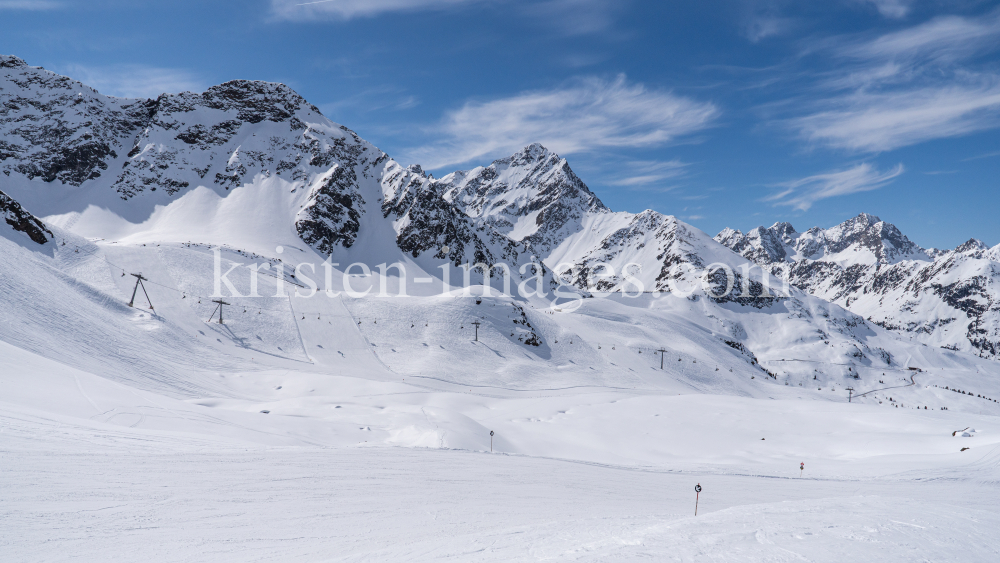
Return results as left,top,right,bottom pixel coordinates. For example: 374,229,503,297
717,214,1000,358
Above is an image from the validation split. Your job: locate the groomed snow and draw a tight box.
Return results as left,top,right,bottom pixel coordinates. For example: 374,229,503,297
3,213,1000,560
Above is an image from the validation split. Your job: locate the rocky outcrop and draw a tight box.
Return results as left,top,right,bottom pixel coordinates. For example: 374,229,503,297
0,189,52,245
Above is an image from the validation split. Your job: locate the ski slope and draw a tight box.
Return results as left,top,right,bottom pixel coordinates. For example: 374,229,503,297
4,222,1000,560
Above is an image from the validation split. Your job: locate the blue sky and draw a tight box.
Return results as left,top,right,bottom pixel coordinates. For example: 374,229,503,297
3,0,999,249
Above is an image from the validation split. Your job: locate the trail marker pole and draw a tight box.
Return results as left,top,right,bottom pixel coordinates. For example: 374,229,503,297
127,273,154,310
472,320,481,342
490,430,494,452
657,348,667,369
847,386,855,403
694,484,702,516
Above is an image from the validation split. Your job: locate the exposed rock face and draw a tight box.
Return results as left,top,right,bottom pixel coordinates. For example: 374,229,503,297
440,143,609,255
296,162,368,253
717,215,1000,358
381,161,521,269
1,55,498,265
0,55,149,186
0,189,52,245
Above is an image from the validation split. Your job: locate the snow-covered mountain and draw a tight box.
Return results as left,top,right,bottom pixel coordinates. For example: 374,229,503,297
717,214,1000,358
0,54,539,288
439,143,609,254
3,52,999,394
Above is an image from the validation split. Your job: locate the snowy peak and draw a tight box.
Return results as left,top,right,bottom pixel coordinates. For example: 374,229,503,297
717,212,1000,359
716,222,797,266
0,56,550,276
379,159,522,269
0,57,152,187
0,55,382,208
806,213,926,265
718,213,928,268
440,144,609,252
0,54,28,68
192,79,320,124
954,238,988,256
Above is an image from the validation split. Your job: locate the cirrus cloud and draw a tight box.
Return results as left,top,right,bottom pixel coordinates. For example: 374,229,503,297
408,75,718,169
787,7,1000,152
271,0,480,20
0,1,62,9
767,162,904,211
793,77,1000,152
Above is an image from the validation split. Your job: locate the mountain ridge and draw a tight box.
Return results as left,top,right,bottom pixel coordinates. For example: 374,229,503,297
717,214,1000,358
4,53,1000,372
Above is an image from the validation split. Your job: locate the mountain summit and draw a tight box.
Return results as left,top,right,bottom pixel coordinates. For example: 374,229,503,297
718,215,1000,358
440,143,609,253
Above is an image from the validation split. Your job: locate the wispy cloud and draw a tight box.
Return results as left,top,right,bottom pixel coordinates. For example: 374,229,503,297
522,0,624,36
271,0,622,34
608,160,689,187
793,77,1000,152
745,16,796,43
320,86,420,117
408,75,718,169
61,64,206,98
838,7,1000,63
857,0,914,19
271,0,480,21
767,162,904,211
784,7,1000,152
962,150,1000,161
0,0,62,9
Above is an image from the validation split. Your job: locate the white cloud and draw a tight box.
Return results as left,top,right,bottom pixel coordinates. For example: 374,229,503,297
839,7,1000,63
0,0,61,9
609,160,689,187
271,0,621,34
271,0,481,20
859,0,913,19
745,16,795,43
409,75,718,169
794,74,1000,152
962,150,1000,162
522,0,622,36
62,64,206,99
767,162,904,211
786,8,1000,152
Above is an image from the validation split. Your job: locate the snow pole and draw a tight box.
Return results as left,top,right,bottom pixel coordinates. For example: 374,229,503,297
694,483,702,516
490,430,494,452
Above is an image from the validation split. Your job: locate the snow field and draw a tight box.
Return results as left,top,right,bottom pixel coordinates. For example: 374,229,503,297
3,217,1000,560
